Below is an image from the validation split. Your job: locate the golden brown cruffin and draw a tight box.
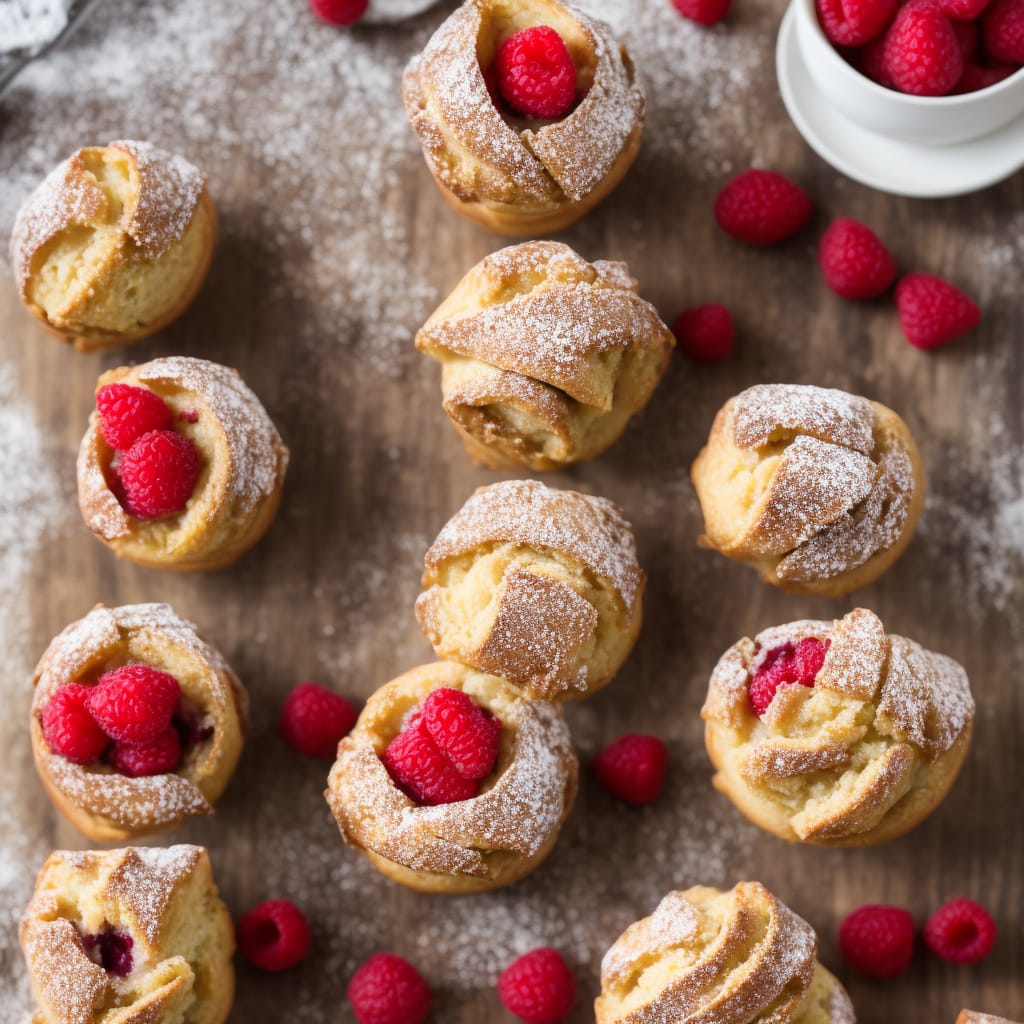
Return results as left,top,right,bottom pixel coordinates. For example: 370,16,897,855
702,608,974,847
415,479,644,700
9,140,216,351
77,356,289,571
20,845,234,1024
595,882,856,1024
690,383,924,596
403,0,645,235
30,603,249,843
325,661,578,894
415,241,675,471
958,1013,1022,1024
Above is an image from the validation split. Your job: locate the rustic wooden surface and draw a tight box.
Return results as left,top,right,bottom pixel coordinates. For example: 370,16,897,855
0,0,1022,1021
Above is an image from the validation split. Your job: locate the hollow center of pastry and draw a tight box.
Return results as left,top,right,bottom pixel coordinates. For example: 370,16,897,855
82,925,135,977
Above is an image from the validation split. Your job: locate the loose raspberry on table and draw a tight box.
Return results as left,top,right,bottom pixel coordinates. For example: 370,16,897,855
817,0,900,46
819,217,897,299
498,947,576,1024
382,723,479,806
118,429,201,520
839,904,916,978
896,272,981,348
280,682,358,758
671,0,733,26
592,734,668,805
95,383,172,451
87,664,182,744
107,728,182,777
671,304,735,362
347,952,431,1024
923,899,997,964
309,0,369,25
749,638,830,717
955,59,1018,90
982,0,1024,62
496,26,578,119
237,899,312,972
883,1,964,96
41,684,109,764
714,169,814,245
418,687,501,780
82,928,134,977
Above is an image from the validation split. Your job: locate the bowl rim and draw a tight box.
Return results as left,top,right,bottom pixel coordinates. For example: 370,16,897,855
794,0,1024,108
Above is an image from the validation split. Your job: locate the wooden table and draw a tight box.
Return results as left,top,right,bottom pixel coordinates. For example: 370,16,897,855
0,0,1020,1020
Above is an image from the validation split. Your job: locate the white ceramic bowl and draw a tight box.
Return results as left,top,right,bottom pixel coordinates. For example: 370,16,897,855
793,0,1024,146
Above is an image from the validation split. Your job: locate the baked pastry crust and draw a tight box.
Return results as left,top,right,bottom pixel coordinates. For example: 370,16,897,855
21,845,234,1024
957,1013,1022,1023
415,479,644,700
702,608,974,846
10,140,215,352
325,661,578,894
403,0,645,235
77,356,289,571
595,882,856,1024
31,603,249,842
416,241,674,470
690,383,924,596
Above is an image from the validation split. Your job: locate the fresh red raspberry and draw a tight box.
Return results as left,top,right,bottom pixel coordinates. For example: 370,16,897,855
749,638,830,717
819,217,897,300
118,429,201,520
95,383,172,451
87,664,181,744
671,304,735,363
955,59,1018,90
923,899,997,964
81,928,134,976
671,0,733,26
279,682,358,758
937,0,991,16
498,948,576,1024
896,272,981,348
883,1,964,96
817,0,900,46
983,0,1024,62
951,18,979,60
309,0,369,25
107,728,181,777
41,684,109,764
857,37,897,85
237,899,312,972
496,26,578,119
347,952,431,1024
382,726,478,806
714,169,814,245
592,734,668,805
418,687,501,780
839,905,916,978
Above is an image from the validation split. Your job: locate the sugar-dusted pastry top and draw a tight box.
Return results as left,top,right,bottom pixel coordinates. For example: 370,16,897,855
958,1013,1023,1024
703,608,974,842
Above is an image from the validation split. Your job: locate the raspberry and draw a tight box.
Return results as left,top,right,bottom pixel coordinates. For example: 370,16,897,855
951,18,979,59
749,638,830,717
923,899,997,964
382,726,478,806
95,383,172,451
592,734,668,805
309,0,369,25
81,928,134,977
671,304,735,362
237,899,312,972
347,952,431,1024
41,684,109,764
857,37,896,85
87,664,181,743
279,682,358,758
174,709,215,749
938,0,991,17
955,59,1017,90
714,169,813,245
883,1,964,96
983,0,1024,62
107,728,181,777
896,272,981,349
496,26,577,119
839,905,916,978
817,0,900,46
118,429,201,520
819,217,897,300
498,948,576,1024
418,687,501,780
671,0,733,25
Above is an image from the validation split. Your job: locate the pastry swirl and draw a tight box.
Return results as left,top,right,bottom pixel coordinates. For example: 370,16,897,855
595,882,855,1024
416,241,674,470
325,662,578,893
702,608,974,845
690,383,924,596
